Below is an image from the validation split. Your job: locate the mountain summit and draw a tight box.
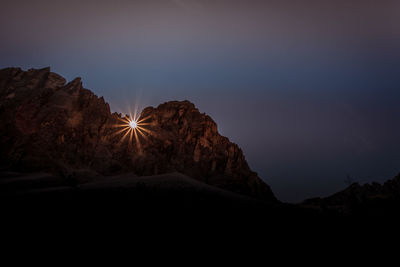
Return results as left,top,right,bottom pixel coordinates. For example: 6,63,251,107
0,67,276,201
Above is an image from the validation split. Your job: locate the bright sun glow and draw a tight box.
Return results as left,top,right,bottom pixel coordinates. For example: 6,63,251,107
112,108,152,149
129,120,137,129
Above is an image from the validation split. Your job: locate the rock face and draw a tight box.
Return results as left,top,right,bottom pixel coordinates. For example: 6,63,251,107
0,67,276,201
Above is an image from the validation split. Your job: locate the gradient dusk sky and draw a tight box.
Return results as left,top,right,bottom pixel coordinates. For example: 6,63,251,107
1,0,400,202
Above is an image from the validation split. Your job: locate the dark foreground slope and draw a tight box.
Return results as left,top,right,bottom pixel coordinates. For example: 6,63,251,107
0,67,275,202
0,171,278,214
0,171,321,229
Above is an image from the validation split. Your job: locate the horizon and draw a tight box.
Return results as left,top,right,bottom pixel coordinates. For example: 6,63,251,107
1,0,400,202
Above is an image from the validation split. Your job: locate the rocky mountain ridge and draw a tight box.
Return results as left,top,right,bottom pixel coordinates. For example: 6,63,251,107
0,67,276,201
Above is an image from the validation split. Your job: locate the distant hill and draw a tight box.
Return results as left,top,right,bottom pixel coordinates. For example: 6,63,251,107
303,173,400,216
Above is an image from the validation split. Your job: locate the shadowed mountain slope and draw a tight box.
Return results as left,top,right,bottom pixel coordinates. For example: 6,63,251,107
0,67,276,201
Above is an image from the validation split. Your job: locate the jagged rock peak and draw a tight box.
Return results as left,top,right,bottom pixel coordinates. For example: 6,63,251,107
137,100,276,200
0,67,276,202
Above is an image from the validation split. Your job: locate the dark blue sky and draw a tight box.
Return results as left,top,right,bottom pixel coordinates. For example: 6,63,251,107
1,0,400,202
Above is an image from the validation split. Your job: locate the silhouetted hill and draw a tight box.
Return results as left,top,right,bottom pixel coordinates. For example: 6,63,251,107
0,171,269,211
303,173,400,216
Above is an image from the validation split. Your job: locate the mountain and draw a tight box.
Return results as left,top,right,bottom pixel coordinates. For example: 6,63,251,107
0,67,276,202
302,173,400,216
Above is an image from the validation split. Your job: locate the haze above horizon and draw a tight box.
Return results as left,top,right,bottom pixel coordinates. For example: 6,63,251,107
1,0,399,202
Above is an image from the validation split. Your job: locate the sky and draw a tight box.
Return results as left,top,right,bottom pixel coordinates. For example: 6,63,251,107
1,0,400,202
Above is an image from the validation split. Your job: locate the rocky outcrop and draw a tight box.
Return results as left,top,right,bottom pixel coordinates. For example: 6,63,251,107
0,67,276,201
0,67,116,173
132,101,276,200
